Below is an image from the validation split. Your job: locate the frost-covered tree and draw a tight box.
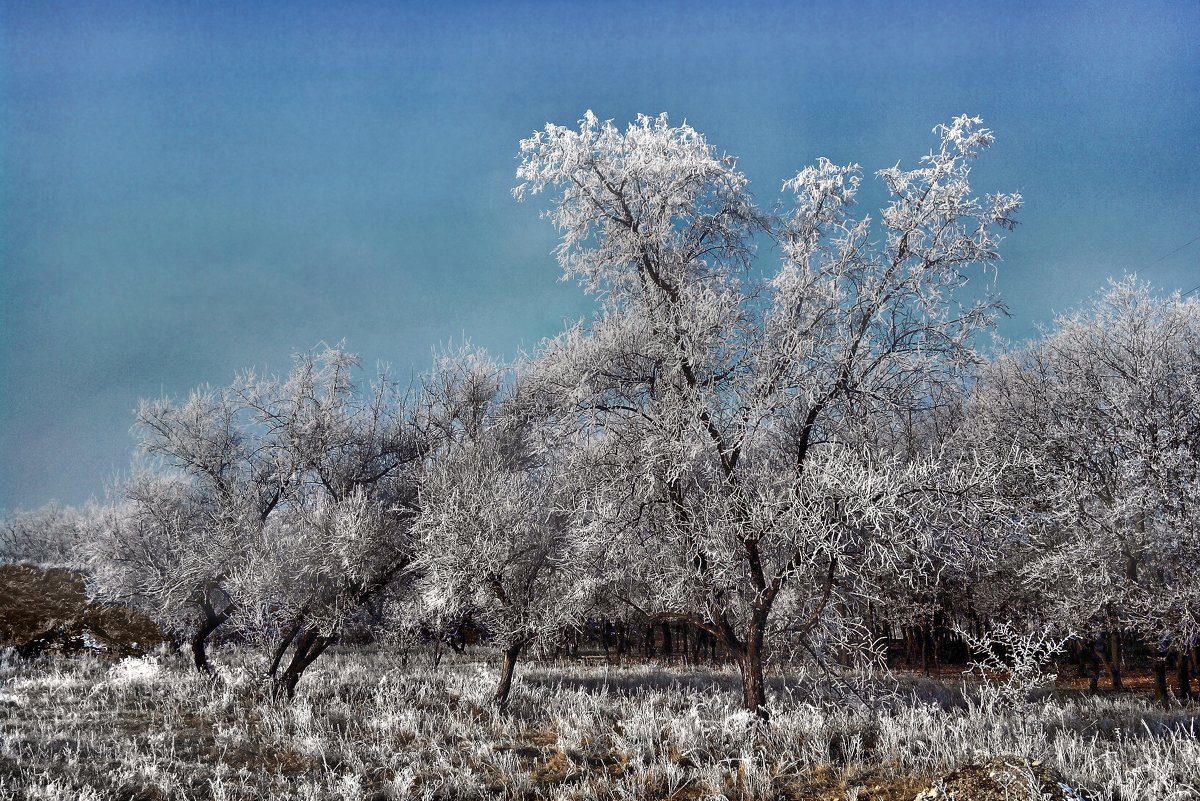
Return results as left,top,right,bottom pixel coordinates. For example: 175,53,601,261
87,384,289,672
973,279,1200,701
0,501,88,566
851,390,1032,672
415,349,591,708
515,111,1020,718
86,472,213,654
233,347,426,699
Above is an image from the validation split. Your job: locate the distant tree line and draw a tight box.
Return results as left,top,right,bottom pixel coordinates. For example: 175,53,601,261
3,113,1197,716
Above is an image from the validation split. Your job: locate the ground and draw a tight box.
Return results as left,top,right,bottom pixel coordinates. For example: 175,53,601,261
1,566,1197,800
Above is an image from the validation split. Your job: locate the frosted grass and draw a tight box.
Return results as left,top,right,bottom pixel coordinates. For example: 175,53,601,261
1,646,1196,799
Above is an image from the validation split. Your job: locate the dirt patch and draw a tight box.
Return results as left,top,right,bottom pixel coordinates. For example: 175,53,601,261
0,563,164,657
783,765,931,801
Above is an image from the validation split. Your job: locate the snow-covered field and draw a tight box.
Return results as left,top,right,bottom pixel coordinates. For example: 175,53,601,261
2,647,1197,800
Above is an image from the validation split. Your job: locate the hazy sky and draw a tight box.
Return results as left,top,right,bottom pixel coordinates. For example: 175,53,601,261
2,0,1197,510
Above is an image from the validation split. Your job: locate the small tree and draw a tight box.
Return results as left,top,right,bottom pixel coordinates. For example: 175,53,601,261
233,347,426,699
86,472,220,659
0,501,86,566
959,621,1072,711
87,383,288,672
415,349,589,708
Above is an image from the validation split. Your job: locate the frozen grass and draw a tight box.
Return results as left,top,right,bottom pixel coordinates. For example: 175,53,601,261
1,646,1197,800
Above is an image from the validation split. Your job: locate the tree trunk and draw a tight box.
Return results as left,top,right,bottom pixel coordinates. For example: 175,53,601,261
190,614,218,673
1108,628,1124,691
495,641,523,709
736,616,769,721
272,628,333,701
190,631,210,673
1153,652,1170,709
1176,648,1192,702
1087,635,1102,694
268,618,303,679
1171,652,1190,700
921,625,931,676
191,601,233,673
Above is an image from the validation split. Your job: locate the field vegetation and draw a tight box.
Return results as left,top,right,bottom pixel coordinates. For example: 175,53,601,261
3,645,1198,801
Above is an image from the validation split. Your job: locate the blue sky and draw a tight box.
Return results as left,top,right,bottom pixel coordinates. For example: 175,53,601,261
2,0,1197,509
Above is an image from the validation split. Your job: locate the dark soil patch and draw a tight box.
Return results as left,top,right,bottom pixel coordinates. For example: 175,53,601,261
782,764,931,801
0,563,164,657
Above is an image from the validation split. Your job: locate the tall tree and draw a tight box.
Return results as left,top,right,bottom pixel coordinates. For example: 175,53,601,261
516,111,1020,718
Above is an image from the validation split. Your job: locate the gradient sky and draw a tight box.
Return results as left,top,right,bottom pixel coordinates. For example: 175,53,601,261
2,0,1197,510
